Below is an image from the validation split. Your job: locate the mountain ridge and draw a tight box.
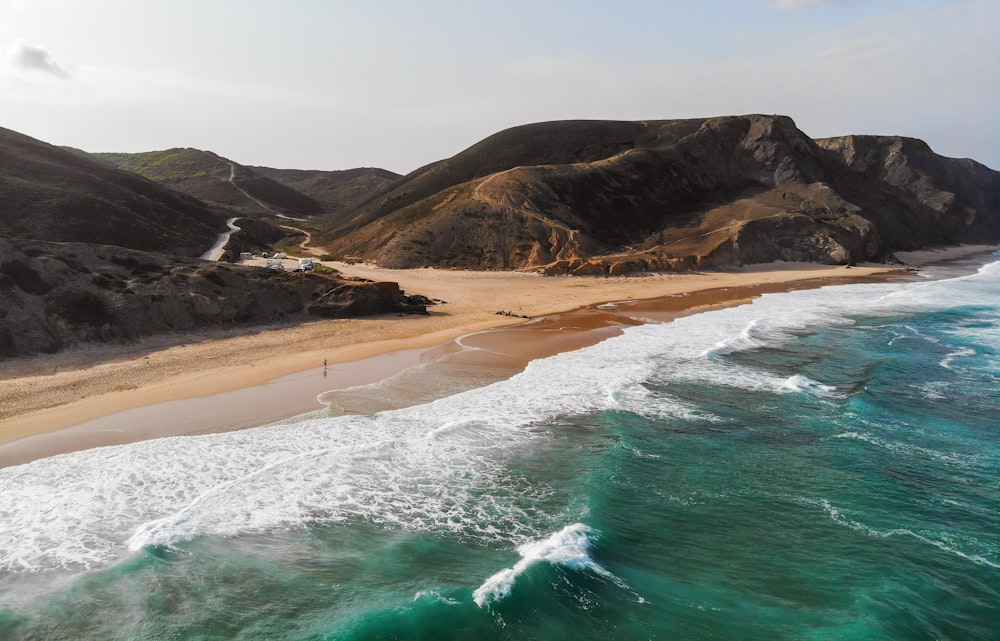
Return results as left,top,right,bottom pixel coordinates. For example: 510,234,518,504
94,148,400,218
3,116,998,357
313,115,1000,273
1,127,225,257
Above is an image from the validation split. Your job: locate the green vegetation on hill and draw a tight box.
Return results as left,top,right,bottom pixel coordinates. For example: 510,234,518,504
95,148,323,215
99,148,229,183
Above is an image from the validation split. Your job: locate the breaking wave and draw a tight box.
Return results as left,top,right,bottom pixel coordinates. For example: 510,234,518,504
472,523,628,607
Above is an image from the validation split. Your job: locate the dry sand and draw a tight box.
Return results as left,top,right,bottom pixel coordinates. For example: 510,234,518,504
0,244,993,464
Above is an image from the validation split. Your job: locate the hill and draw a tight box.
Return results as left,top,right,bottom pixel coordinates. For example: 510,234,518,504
248,166,401,214
0,129,425,358
315,116,1000,273
95,148,323,216
95,149,400,217
0,128,227,257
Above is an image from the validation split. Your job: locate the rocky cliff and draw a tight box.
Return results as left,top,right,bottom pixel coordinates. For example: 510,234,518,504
0,238,427,358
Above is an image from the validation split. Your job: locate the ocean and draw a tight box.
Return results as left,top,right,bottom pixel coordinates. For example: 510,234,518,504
1,256,997,640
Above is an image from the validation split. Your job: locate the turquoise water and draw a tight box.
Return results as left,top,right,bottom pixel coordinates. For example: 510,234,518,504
1,258,998,640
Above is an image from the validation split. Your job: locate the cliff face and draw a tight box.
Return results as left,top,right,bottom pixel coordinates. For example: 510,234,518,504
815,135,1000,249
0,238,426,358
316,116,1000,273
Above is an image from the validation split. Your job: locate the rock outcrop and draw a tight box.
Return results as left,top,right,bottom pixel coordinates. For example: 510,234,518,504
0,238,427,358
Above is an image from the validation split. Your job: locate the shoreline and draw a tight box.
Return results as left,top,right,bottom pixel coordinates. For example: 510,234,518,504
1,245,995,466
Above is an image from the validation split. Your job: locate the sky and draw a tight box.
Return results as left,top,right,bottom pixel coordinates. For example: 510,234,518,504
1,0,998,174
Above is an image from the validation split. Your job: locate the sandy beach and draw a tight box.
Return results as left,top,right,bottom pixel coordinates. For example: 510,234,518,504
0,244,994,466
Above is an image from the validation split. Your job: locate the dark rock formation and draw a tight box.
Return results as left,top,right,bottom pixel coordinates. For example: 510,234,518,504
0,238,427,358
815,135,1000,249
307,280,428,317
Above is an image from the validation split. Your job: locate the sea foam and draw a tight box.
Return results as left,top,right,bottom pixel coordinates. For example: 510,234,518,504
781,374,841,398
0,320,662,573
3,260,997,574
472,523,622,608
805,498,1000,570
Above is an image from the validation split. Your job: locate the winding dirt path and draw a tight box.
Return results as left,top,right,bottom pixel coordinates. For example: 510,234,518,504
223,161,276,214
278,224,323,256
200,217,242,261
198,151,319,255
472,169,580,239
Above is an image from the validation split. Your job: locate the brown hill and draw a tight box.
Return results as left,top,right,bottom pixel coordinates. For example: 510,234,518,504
95,148,324,216
315,116,1000,273
94,149,401,218
248,166,401,214
0,128,226,257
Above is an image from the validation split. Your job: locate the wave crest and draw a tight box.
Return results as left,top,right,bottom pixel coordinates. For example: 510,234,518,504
473,523,622,608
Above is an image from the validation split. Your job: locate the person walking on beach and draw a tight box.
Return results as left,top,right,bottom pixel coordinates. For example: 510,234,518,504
323,358,327,368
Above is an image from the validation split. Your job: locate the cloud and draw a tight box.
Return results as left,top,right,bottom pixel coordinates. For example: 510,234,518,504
6,39,70,78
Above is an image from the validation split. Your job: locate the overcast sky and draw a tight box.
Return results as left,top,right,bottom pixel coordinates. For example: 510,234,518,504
2,0,997,173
